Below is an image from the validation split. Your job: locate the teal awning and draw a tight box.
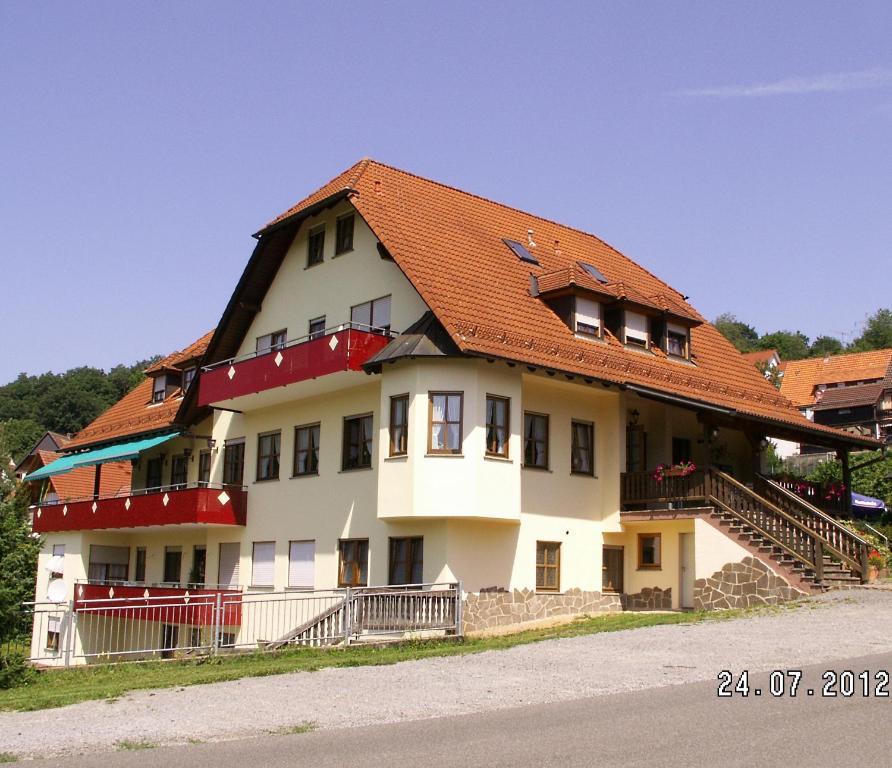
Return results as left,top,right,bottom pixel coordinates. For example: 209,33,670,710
25,432,181,482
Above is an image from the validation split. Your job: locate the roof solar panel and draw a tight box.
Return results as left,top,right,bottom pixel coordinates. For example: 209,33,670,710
503,239,539,266
579,261,608,283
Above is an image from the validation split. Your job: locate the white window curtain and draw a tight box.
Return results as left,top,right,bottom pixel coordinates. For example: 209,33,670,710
625,312,648,343
288,541,315,589
251,542,275,587
218,542,241,588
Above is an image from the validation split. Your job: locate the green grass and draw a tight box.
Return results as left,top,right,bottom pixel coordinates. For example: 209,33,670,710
267,721,317,736
0,607,779,713
0,753,18,764
116,740,156,751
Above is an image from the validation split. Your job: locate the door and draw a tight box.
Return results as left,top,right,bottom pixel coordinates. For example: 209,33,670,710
602,546,624,594
679,533,695,609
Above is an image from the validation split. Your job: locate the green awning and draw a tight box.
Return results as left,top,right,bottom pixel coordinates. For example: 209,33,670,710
24,432,181,482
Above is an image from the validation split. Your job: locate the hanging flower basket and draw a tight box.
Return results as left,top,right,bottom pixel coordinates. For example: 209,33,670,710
653,461,697,483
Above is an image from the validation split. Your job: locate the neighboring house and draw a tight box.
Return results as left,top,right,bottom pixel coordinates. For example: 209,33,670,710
777,349,892,456
25,160,879,664
14,431,71,482
741,348,782,382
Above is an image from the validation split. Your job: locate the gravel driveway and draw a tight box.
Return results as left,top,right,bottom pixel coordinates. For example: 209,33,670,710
4,590,892,759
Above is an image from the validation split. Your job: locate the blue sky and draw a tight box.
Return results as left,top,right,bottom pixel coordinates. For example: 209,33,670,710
1,1,890,382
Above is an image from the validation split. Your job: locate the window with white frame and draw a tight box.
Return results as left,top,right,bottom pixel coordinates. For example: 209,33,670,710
308,316,326,340
575,297,602,338
288,540,315,589
251,541,275,587
624,311,649,349
256,330,287,356
351,295,391,333
152,375,166,403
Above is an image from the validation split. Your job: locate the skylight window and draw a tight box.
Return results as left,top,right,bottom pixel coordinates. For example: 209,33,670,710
503,239,539,266
578,261,608,283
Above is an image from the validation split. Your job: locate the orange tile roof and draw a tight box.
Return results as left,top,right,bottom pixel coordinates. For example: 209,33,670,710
144,330,214,374
779,349,892,408
64,331,213,450
741,349,779,366
262,160,875,447
36,450,132,501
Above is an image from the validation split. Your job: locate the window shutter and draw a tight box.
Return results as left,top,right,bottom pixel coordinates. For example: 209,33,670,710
625,312,648,342
288,541,315,588
251,542,275,586
575,297,601,331
372,295,391,329
351,302,372,327
89,545,130,565
218,542,241,587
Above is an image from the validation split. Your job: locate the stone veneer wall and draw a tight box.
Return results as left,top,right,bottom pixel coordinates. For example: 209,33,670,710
622,587,672,611
694,556,806,610
462,588,622,633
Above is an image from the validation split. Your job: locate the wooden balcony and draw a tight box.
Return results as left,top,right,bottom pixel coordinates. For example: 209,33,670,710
198,325,393,409
32,483,247,533
620,470,708,510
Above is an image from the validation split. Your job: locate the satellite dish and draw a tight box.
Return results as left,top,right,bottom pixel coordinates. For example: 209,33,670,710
45,555,65,574
47,578,67,603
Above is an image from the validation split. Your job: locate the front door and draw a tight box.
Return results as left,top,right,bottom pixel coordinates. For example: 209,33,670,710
679,533,695,609
602,546,624,594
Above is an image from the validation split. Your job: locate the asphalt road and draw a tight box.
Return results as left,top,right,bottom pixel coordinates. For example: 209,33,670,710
31,652,892,768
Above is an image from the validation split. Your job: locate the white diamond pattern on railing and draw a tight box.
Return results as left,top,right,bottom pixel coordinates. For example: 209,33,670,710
162,493,170,507
274,351,284,367
62,505,68,516
108,587,115,598
124,498,131,511
77,585,84,598
184,591,190,604
217,490,230,506
143,588,150,598
228,365,236,380
329,335,339,351
36,508,42,518
91,502,98,513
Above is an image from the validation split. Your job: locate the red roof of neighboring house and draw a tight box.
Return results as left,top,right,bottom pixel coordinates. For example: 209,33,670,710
226,159,876,448
64,331,214,450
780,349,892,408
812,383,884,412
741,349,780,366
35,450,131,501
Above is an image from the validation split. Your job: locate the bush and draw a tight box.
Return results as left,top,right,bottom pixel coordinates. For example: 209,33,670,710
0,652,35,689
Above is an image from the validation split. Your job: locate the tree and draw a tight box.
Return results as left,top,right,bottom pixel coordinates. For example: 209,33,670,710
851,308,892,352
0,419,44,466
757,330,810,361
0,476,40,645
810,335,844,358
714,313,759,353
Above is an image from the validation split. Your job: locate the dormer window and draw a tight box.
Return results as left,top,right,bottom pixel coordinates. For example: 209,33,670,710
624,311,649,349
182,366,197,392
575,297,602,339
152,375,166,403
666,323,690,359
256,330,287,355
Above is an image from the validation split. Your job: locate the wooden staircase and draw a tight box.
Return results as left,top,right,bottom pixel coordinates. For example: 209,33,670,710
706,469,868,591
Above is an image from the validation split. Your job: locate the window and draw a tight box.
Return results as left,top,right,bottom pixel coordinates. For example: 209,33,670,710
485,395,510,457
223,440,245,486
134,547,147,582
293,423,320,476
624,311,649,349
626,424,646,473
198,450,211,486
571,420,594,475
163,546,182,584
152,375,166,404
638,534,661,569
307,225,325,266
523,412,549,469
88,545,129,583
389,537,423,585
182,366,197,392
351,295,391,333
428,392,462,454
256,431,281,481
666,323,689,358
575,297,602,338
170,454,188,487
46,616,61,653
335,214,354,255
50,543,65,578
672,437,692,465
218,542,241,588
146,456,163,489
251,541,275,587
256,329,287,355
308,316,326,340
288,540,315,589
389,394,409,456
191,546,206,586
342,414,373,470
338,539,369,587
536,541,561,592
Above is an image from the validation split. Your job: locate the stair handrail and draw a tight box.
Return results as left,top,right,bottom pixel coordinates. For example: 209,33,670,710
755,475,868,580
756,475,870,547
707,468,825,582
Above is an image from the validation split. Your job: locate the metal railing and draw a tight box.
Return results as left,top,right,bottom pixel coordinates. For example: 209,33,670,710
22,582,461,665
201,322,398,372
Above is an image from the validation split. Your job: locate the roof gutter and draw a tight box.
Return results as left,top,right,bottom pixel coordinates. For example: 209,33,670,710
624,384,736,416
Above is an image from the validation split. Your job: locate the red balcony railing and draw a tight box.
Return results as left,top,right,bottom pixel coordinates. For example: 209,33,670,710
74,582,242,627
197,324,394,407
32,483,247,533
